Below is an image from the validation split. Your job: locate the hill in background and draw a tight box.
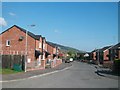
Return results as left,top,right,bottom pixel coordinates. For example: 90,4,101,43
47,41,86,54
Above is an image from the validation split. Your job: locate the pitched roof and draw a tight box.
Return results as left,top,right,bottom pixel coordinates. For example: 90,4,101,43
46,41,56,48
1,25,42,40
91,45,112,53
91,49,99,52
36,35,42,40
110,43,120,49
100,46,112,51
42,37,46,40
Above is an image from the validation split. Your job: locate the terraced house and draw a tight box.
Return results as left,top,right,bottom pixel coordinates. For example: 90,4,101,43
91,49,98,64
46,42,62,68
109,43,120,61
0,25,62,71
91,43,120,66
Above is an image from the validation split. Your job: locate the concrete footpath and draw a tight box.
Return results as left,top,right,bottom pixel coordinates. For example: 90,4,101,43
1,62,72,81
94,65,119,80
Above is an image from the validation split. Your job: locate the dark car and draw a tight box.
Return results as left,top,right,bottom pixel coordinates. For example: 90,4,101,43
88,60,95,64
65,59,70,63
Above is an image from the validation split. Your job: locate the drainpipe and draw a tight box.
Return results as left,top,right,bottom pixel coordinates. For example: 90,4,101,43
42,38,43,59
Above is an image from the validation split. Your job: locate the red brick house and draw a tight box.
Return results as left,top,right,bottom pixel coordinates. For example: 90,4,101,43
99,43,120,63
0,25,47,71
102,46,113,61
91,46,112,64
0,25,63,71
91,49,98,64
98,46,112,64
102,43,120,68
46,42,62,68
109,43,120,61
91,43,120,66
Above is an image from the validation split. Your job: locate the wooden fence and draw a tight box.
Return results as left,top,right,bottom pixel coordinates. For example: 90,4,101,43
1,55,25,70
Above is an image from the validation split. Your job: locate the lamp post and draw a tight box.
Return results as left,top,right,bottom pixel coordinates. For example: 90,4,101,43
25,24,36,72
25,30,28,72
118,47,120,59
97,49,100,65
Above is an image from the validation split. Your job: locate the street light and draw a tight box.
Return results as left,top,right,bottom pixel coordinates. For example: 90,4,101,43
97,49,100,66
25,24,36,72
25,30,28,72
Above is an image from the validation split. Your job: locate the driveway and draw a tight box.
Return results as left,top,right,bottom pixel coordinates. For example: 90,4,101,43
1,61,119,88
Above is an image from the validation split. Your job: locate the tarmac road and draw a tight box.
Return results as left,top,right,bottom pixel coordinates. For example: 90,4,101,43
1,61,119,88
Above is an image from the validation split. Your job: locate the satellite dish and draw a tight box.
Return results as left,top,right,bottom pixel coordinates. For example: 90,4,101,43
19,36,24,41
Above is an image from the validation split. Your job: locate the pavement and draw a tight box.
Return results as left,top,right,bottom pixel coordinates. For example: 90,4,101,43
1,61,119,81
1,61,119,88
1,62,72,81
94,64,119,80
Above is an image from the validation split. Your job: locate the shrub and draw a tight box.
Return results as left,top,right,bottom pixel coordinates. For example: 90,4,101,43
103,61,113,69
112,59,120,74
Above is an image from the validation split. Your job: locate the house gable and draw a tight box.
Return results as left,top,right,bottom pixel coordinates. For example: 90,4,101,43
1,25,41,40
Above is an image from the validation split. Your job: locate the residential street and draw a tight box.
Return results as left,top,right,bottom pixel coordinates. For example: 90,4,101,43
2,61,119,88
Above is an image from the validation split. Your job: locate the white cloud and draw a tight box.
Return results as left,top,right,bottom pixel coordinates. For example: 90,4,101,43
0,17,7,26
9,12,16,16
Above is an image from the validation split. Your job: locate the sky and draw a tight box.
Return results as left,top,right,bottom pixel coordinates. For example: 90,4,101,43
1,2,118,52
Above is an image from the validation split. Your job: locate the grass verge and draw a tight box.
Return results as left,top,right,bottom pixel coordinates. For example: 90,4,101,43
0,68,23,74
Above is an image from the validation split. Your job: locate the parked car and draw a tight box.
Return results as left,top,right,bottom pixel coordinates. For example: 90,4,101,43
81,59,85,62
88,60,95,64
65,59,70,63
69,58,73,62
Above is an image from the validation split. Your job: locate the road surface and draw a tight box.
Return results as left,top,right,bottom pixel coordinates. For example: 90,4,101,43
1,61,119,88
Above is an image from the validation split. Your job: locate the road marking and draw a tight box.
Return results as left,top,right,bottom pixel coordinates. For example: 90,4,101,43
0,65,72,83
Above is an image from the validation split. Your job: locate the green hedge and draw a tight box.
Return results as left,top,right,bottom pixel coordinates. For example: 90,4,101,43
103,61,113,69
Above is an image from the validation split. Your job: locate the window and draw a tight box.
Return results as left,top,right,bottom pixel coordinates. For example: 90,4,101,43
39,42,42,48
38,55,41,65
6,40,10,46
43,44,45,49
43,55,45,60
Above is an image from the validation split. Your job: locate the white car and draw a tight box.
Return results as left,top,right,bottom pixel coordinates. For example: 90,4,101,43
69,58,73,62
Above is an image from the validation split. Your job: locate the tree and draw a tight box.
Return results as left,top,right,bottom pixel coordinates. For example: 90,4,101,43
67,50,76,58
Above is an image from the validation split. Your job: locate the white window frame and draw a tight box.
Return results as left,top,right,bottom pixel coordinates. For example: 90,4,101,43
6,40,10,46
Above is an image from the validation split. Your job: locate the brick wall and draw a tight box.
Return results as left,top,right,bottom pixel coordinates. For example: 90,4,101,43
0,26,63,70
35,37,42,52
53,47,56,54
0,26,36,70
47,43,53,55
93,52,96,60
103,49,109,61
